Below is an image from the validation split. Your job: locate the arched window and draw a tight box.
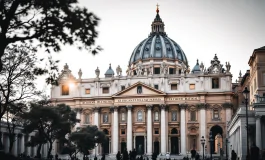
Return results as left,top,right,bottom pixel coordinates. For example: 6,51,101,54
137,111,143,122
172,111,177,121
103,113,108,123
85,114,90,124
154,111,159,121
121,112,126,122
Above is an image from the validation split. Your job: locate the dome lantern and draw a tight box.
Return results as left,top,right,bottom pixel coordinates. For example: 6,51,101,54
151,4,165,35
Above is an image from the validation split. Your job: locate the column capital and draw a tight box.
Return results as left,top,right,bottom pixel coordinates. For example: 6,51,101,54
255,114,261,119
93,107,100,112
179,104,188,110
197,103,208,110
146,104,153,110
159,104,167,110
222,102,233,109
126,105,133,110
74,108,83,112
110,106,118,112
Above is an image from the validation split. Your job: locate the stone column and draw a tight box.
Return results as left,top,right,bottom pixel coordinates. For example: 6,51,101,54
13,134,18,156
199,104,206,153
112,107,119,154
75,108,82,130
147,105,153,155
21,134,25,154
94,107,100,155
160,104,166,154
256,115,262,149
27,136,31,156
180,104,187,155
126,105,133,151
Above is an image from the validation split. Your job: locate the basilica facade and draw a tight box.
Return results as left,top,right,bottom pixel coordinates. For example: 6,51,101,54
50,7,234,157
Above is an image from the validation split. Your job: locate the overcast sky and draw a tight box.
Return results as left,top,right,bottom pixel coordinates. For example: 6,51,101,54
38,0,265,93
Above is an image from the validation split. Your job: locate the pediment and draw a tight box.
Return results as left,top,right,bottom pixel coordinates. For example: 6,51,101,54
113,82,166,97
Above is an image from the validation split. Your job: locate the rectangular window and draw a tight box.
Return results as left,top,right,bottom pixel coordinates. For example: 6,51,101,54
85,115,90,124
212,78,219,89
121,129,126,135
189,84,195,90
154,67,160,74
179,69,181,75
85,89,90,94
102,87,109,94
213,110,219,119
171,84,178,90
121,86,125,91
62,85,69,95
190,111,196,121
169,68,175,74
154,128,159,134
154,84,159,90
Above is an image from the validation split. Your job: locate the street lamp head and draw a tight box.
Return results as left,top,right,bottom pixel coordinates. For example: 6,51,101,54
201,136,205,145
242,87,249,99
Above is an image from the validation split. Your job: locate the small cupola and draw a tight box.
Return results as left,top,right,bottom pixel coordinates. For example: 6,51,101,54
192,59,201,74
105,64,115,78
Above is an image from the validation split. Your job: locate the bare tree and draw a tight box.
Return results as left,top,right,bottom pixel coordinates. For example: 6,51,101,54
0,44,58,149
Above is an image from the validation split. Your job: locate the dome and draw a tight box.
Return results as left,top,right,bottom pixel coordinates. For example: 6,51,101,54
129,35,188,65
128,6,188,66
105,64,114,77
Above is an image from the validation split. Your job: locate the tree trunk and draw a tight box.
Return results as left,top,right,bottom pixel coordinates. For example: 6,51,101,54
0,38,7,73
8,135,14,154
37,144,42,158
47,140,53,158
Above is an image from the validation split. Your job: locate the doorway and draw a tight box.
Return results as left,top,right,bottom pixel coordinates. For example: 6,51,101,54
136,136,144,155
154,141,160,154
210,125,223,154
171,137,179,154
102,129,109,154
121,141,126,153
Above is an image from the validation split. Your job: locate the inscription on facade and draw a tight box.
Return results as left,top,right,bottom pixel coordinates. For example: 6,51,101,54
166,97,200,101
81,100,113,105
115,97,164,103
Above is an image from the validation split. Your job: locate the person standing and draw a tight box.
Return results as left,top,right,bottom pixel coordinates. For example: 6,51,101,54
251,143,260,160
231,150,237,160
116,151,121,160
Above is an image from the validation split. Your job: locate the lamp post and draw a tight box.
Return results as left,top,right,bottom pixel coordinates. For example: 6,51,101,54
242,87,250,160
209,131,213,160
225,138,229,160
201,136,206,160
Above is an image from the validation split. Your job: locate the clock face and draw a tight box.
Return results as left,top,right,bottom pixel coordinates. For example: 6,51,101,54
213,66,219,74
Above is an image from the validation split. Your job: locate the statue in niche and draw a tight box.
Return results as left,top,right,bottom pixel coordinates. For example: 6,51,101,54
172,112,177,121
155,111,159,121
148,65,153,75
116,65,122,76
143,67,148,76
137,64,143,76
103,114,108,123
